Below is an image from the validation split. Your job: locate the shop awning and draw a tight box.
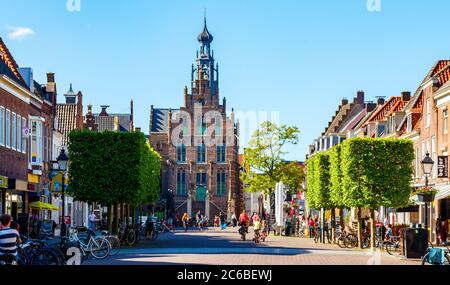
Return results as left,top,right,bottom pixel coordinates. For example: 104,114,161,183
29,201,59,211
435,184,450,200
395,205,419,213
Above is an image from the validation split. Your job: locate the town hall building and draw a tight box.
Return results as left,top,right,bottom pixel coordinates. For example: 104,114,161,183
148,18,241,221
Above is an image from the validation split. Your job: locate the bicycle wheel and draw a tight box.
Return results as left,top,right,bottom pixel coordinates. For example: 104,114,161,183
127,230,137,246
106,236,121,256
90,238,111,260
385,241,400,255
151,230,159,241
344,234,358,248
422,253,450,265
30,248,61,265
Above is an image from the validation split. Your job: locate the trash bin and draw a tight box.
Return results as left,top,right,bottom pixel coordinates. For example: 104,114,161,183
403,228,428,259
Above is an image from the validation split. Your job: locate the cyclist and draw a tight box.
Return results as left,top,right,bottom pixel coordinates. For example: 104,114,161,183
384,224,393,241
261,220,269,241
195,210,203,231
239,210,250,234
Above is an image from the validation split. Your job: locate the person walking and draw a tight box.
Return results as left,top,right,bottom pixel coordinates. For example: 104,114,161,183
231,213,237,227
219,212,226,230
182,213,189,232
195,210,203,231
89,212,97,231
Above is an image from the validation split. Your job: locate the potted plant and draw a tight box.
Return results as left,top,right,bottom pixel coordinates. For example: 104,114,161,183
414,187,438,203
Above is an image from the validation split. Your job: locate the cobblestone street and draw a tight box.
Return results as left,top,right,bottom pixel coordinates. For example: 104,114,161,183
84,227,420,265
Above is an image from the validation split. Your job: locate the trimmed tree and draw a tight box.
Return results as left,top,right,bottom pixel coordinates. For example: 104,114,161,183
68,130,160,233
340,138,414,249
329,144,346,241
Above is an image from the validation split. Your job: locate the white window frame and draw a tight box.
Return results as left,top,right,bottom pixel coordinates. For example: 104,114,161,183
5,109,10,148
0,106,4,146
11,112,16,151
432,136,437,178
17,115,21,153
30,119,43,166
407,114,412,133
443,109,448,134
426,98,431,128
21,117,27,154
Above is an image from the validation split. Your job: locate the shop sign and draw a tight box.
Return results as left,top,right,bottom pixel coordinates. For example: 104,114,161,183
0,176,7,189
8,179,28,191
437,156,448,178
28,173,39,184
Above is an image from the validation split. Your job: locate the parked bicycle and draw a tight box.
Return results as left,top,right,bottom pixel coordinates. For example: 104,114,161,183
421,242,450,265
68,228,111,260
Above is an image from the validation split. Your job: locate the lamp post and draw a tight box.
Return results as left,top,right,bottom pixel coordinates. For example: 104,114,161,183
421,152,434,242
57,149,69,240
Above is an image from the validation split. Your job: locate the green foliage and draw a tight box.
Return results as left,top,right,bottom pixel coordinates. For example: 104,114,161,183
307,152,333,209
67,130,160,206
340,138,414,209
241,121,301,194
329,144,346,209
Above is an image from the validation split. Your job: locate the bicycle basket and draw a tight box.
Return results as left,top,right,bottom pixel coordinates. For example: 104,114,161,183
427,248,446,265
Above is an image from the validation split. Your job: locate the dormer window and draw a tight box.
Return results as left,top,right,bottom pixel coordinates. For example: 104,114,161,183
406,114,412,133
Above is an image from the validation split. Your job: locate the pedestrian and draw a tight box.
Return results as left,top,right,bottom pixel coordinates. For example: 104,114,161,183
219,212,226,230
214,215,219,227
182,213,189,232
308,216,315,238
195,210,203,231
231,213,237,227
89,212,96,230
0,214,22,264
443,218,449,243
252,212,260,225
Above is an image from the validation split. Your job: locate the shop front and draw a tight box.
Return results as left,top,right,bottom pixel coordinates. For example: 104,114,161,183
5,179,29,220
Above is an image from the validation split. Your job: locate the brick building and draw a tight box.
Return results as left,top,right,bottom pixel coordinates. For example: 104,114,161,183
149,19,240,221
0,37,58,225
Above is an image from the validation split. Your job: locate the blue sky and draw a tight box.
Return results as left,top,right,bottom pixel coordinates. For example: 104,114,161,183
2,0,450,161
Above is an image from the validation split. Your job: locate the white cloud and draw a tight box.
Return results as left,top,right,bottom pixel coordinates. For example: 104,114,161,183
7,26,36,40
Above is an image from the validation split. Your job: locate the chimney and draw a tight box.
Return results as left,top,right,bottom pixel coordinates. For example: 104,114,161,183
355,91,365,104
47,73,55,83
223,97,227,112
342,98,349,106
135,127,142,133
376,97,385,106
401,91,411,102
100,105,109,116
366,102,377,112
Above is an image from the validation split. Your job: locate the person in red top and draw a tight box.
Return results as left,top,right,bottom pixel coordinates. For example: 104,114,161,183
239,210,250,233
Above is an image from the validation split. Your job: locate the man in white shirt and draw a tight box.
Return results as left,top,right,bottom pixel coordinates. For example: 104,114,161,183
89,212,97,230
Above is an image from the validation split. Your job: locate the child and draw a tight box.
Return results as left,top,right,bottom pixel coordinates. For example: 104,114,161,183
214,216,220,228
261,220,268,242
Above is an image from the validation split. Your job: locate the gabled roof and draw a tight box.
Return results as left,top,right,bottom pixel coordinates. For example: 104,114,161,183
151,108,180,133
363,97,400,126
0,37,27,88
57,104,81,146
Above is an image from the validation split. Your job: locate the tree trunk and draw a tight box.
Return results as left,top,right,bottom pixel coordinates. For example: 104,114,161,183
370,208,376,251
322,208,326,243
357,207,363,249
120,203,125,225
331,208,336,243
126,204,130,226
339,208,344,231
113,203,119,234
107,205,113,234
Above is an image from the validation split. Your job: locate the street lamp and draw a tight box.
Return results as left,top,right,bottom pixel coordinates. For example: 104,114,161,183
57,148,69,240
421,152,434,241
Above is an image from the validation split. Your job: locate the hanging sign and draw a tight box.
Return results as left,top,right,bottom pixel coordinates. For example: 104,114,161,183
437,156,448,178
